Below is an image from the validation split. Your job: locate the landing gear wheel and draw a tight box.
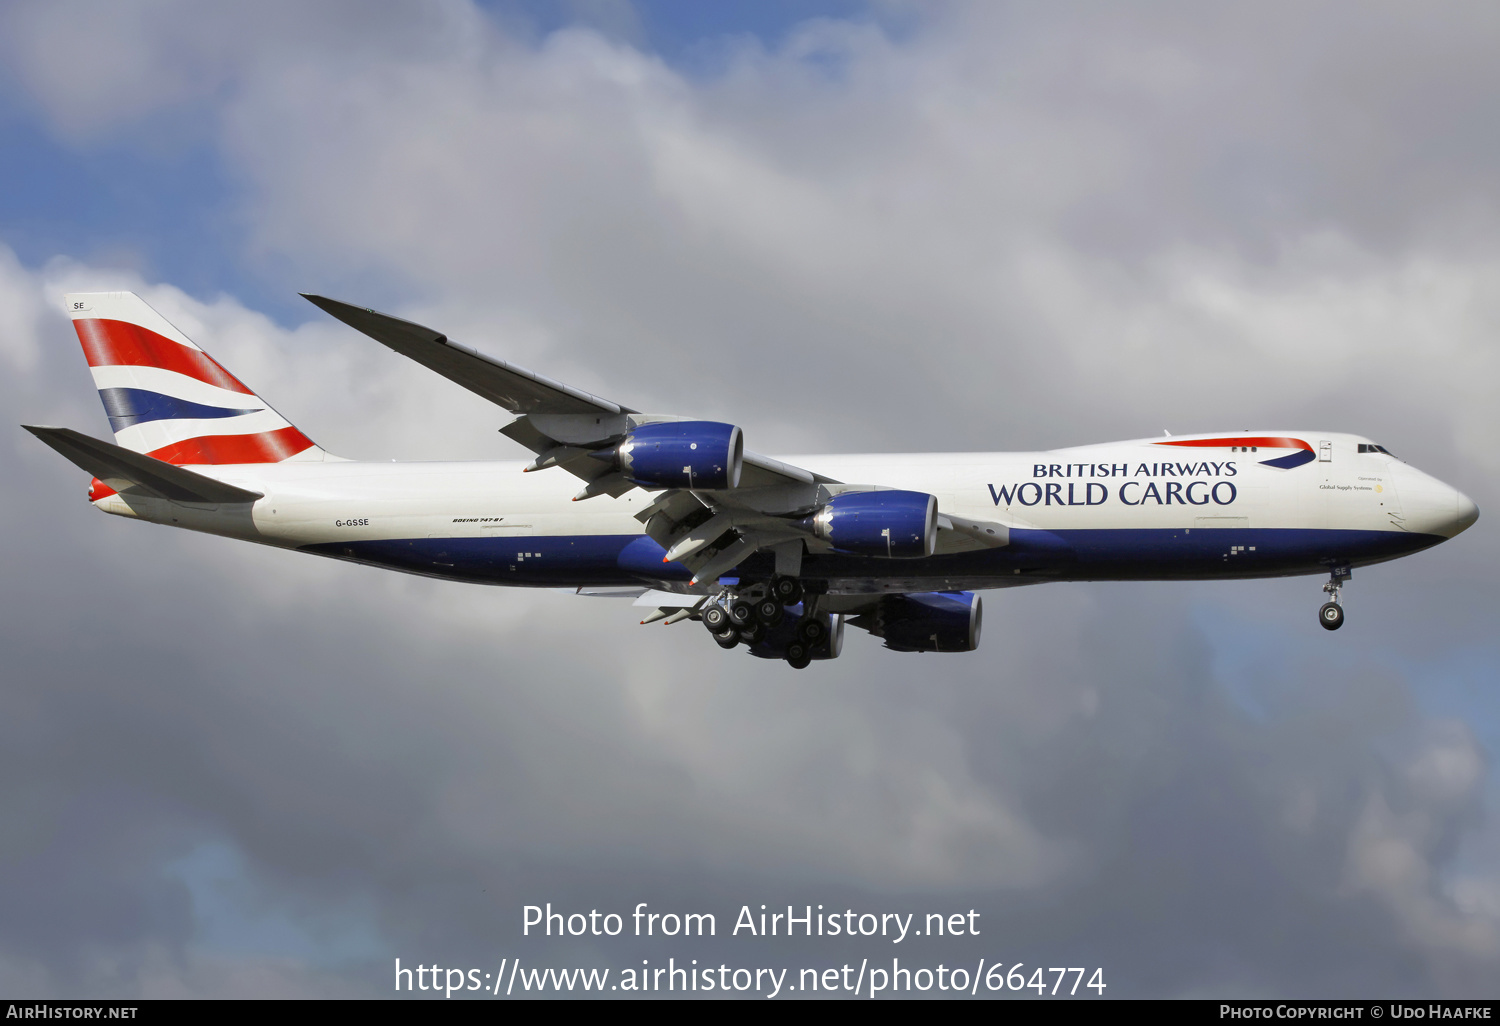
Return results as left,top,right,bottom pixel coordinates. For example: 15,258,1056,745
796,617,828,645
702,604,729,632
786,642,811,670
1318,602,1344,631
771,576,803,605
713,627,741,648
728,601,755,628
755,599,784,625
740,621,767,644
1319,566,1350,632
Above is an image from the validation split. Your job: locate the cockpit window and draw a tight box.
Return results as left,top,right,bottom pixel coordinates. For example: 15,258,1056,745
1358,443,1397,456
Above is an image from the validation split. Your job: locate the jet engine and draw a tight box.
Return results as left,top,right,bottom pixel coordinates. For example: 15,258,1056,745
602,421,743,490
853,591,983,652
809,490,937,558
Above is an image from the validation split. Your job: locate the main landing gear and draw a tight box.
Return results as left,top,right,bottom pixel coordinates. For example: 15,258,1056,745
782,614,829,671
1318,566,1350,631
700,575,820,667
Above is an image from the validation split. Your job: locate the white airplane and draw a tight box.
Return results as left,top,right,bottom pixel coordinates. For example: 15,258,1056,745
26,292,1479,668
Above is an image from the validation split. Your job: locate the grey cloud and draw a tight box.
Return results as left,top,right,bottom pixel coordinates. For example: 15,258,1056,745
0,0,1497,998
0,1,484,142
168,1,1500,462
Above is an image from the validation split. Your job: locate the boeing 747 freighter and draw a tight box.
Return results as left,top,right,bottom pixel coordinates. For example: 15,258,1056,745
25,292,1478,668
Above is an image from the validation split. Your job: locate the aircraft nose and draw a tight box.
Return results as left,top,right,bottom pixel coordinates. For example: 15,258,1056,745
1391,463,1479,538
1450,488,1479,537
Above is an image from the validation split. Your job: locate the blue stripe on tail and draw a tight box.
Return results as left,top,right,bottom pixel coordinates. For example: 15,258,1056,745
98,387,263,432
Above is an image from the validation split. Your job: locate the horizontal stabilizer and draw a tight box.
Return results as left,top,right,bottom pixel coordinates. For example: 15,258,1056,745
301,294,630,416
23,426,264,504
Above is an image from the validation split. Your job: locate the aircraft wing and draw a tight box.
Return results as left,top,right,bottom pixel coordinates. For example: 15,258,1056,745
303,294,826,492
300,295,631,417
305,295,1004,586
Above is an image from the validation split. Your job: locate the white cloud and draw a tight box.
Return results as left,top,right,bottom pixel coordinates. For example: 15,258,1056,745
2,0,1498,997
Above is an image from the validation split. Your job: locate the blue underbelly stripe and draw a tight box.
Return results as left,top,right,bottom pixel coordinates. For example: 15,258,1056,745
300,527,1443,587
303,534,647,586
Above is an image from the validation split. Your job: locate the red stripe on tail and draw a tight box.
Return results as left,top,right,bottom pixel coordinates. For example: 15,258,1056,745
145,426,314,465
74,319,256,395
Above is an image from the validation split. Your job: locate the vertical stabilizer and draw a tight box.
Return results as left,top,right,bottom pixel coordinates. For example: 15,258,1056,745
65,292,327,465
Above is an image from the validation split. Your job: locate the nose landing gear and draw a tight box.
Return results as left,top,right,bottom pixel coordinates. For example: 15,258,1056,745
1318,566,1350,631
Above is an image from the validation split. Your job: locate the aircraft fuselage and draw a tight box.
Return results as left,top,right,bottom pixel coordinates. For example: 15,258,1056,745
88,431,1476,596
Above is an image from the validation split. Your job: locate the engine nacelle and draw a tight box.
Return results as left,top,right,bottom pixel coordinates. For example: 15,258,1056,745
615,421,743,490
875,591,982,652
810,490,937,558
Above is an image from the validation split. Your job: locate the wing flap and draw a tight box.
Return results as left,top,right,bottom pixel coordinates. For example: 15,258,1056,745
740,451,834,487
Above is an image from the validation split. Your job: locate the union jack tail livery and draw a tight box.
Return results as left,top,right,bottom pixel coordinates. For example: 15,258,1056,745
66,292,327,466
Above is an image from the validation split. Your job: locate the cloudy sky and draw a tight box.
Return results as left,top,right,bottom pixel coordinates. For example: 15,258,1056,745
1,0,1497,998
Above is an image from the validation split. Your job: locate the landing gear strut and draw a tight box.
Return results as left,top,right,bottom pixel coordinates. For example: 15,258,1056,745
1318,566,1350,631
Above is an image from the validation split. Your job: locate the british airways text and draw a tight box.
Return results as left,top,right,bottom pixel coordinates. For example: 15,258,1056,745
989,462,1240,508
